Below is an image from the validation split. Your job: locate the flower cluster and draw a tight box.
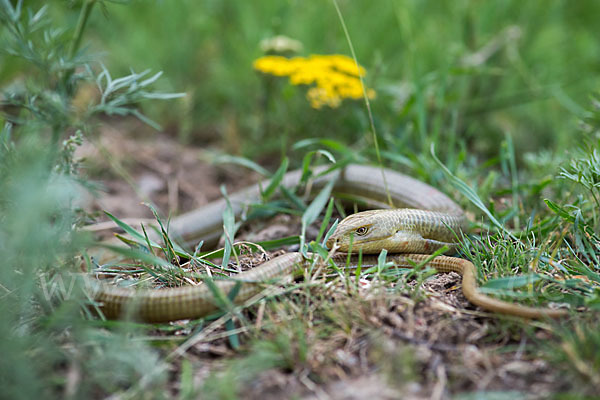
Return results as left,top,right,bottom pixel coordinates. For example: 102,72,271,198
253,54,376,109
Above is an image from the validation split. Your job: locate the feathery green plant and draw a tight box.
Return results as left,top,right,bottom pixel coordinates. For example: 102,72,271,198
0,1,183,398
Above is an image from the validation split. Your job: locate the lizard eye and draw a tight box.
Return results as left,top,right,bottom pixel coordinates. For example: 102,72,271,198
355,226,368,236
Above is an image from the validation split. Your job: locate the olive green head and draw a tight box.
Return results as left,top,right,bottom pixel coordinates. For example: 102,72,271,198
326,210,398,254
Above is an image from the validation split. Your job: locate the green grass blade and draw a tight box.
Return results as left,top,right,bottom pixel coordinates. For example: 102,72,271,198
316,198,335,244
104,210,159,246
220,185,240,269
261,157,289,201
482,274,542,290
99,244,174,268
431,144,516,240
213,154,270,176
300,179,335,255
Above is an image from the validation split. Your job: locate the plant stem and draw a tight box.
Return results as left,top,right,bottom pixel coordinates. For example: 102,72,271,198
69,0,96,59
62,0,96,94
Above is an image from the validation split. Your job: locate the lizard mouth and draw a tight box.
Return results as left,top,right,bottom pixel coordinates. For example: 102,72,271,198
327,233,394,251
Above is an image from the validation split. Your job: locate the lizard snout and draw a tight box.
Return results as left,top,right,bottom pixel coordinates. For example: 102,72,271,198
326,234,339,250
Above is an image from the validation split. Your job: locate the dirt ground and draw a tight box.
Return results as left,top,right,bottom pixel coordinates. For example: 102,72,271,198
77,121,258,225
80,123,570,399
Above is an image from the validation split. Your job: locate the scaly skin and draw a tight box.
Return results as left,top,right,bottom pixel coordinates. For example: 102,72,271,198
325,209,464,254
93,164,568,322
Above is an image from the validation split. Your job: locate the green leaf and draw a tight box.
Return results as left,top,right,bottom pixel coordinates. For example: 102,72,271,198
377,249,388,275
104,211,158,245
202,279,243,349
262,157,289,201
225,318,240,350
144,202,179,263
99,244,174,268
105,210,191,260
202,277,231,311
302,179,335,228
293,138,359,159
221,185,240,269
300,179,335,255
278,187,307,211
316,198,335,244
482,274,541,289
322,219,339,247
246,200,303,220
178,359,195,400
354,251,363,283
380,150,414,168
257,235,301,250
213,154,270,176
544,198,574,222
300,149,336,183
227,282,242,302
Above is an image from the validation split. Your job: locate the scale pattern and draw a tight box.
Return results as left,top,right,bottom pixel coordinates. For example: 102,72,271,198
93,164,567,322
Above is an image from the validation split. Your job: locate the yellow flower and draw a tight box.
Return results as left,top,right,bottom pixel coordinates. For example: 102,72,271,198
323,54,366,77
253,56,300,76
307,87,341,109
254,54,375,109
289,68,318,85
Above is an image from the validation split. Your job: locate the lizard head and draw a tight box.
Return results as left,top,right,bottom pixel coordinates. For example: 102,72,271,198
326,210,397,254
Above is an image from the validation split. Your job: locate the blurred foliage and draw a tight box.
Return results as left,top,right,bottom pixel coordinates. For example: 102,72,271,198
3,0,596,158
0,1,178,398
0,0,183,172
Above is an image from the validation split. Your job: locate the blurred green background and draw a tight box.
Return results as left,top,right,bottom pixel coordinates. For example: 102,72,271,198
3,0,599,159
